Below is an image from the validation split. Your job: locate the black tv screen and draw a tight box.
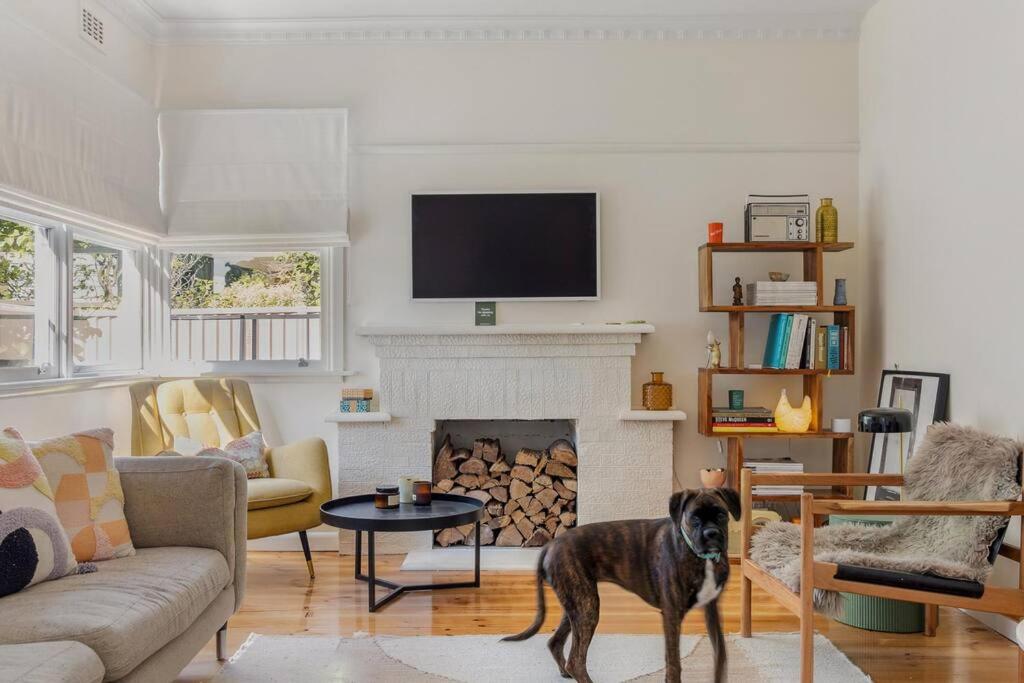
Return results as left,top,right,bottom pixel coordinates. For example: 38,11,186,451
411,192,599,300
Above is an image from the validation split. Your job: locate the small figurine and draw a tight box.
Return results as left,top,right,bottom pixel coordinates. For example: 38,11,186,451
732,277,743,306
706,331,722,369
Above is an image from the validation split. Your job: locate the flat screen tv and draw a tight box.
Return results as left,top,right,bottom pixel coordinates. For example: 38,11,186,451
411,192,600,301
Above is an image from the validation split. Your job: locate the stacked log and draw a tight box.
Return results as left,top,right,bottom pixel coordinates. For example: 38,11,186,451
432,435,578,548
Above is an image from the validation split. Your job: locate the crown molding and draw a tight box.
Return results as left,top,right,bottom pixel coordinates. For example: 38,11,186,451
351,141,860,156
106,3,861,44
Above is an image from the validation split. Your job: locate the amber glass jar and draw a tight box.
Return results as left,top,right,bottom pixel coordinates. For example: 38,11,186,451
374,485,399,509
642,371,673,410
413,481,433,506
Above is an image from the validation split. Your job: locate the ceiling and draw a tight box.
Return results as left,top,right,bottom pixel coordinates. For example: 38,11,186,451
105,0,878,43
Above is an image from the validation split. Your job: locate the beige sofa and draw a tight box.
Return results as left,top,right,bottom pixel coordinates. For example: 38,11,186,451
0,456,247,682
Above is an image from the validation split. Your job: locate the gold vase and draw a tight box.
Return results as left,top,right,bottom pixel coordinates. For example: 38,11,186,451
816,198,838,243
642,371,673,410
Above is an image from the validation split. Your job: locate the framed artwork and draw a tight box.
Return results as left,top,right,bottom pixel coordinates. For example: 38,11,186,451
865,370,950,501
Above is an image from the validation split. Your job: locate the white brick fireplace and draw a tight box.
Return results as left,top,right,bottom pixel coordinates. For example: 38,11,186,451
328,324,685,554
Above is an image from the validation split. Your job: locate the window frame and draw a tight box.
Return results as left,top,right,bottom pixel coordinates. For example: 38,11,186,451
66,227,147,378
0,209,60,383
159,243,343,376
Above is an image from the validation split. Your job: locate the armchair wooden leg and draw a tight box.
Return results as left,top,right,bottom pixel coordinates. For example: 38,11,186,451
299,530,315,579
216,622,228,662
740,574,752,637
800,493,815,683
924,604,939,636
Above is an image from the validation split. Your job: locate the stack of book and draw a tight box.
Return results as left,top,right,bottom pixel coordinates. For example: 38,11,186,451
711,407,777,433
746,281,818,306
762,313,851,370
748,457,804,495
340,388,373,413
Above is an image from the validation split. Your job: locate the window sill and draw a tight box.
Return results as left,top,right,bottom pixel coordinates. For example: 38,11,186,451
0,372,153,399
161,370,358,383
0,369,359,398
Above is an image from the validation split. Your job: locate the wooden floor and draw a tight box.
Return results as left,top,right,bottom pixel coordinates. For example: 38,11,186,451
180,551,1018,681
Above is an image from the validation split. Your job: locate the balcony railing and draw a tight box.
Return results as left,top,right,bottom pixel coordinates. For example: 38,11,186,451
0,301,33,366
170,307,321,362
3,304,321,367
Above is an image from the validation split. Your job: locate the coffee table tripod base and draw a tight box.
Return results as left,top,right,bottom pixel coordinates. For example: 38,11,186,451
355,524,481,612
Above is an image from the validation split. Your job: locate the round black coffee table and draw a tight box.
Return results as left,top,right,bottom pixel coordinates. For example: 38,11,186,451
320,493,485,612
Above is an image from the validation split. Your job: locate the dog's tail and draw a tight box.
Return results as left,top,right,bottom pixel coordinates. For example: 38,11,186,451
501,546,548,642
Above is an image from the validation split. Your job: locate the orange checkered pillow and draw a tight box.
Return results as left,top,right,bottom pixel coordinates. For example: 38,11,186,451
8,428,136,562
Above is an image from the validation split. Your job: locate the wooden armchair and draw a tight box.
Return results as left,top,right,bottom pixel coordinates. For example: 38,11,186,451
740,471,1024,683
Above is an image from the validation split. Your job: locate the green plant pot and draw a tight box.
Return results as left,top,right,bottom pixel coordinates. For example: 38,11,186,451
829,514,925,633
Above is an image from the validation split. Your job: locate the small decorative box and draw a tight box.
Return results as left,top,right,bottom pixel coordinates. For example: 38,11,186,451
340,399,371,413
341,388,374,400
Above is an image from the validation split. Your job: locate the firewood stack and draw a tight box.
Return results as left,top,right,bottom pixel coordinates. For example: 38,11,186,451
432,434,578,548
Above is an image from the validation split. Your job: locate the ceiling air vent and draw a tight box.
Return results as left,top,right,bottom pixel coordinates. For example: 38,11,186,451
80,4,105,52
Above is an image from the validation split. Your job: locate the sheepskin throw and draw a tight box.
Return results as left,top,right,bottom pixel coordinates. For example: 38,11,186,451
750,423,1022,615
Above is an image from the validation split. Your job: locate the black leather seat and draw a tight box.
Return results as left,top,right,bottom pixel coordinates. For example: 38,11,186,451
834,564,985,598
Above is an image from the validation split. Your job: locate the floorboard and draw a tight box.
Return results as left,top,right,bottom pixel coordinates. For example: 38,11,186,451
178,551,1018,681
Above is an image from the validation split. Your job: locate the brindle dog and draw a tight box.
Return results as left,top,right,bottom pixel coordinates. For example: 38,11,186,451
503,488,741,683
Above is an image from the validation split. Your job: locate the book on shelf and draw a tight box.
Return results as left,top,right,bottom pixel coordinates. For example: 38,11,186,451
827,325,841,369
784,314,808,369
746,281,818,306
762,314,787,368
712,409,776,432
712,407,773,420
760,316,849,371
747,457,804,494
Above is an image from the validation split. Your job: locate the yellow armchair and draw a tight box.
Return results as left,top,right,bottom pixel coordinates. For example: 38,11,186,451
129,379,331,578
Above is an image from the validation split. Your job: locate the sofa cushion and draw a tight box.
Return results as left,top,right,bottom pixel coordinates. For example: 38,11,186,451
199,431,270,480
0,641,104,683
20,427,136,562
0,429,81,597
247,477,313,510
0,546,230,680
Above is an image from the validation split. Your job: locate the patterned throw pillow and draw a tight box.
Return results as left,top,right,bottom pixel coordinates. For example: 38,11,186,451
0,429,82,597
14,428,136,563
198,431,270,479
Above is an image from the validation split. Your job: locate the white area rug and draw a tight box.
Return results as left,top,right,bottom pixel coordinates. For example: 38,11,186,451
214,632,870,682
401,548,541,571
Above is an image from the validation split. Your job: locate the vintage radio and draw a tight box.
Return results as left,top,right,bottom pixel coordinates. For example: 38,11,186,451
744,194,811,242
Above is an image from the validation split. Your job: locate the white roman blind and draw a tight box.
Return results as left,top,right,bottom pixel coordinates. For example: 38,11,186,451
158,109,349,237
0,14,162,235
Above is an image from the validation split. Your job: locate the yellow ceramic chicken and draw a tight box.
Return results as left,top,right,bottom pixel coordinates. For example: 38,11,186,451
774,389,813,433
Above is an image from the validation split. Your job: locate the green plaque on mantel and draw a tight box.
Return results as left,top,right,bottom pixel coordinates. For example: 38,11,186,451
475,301,496,326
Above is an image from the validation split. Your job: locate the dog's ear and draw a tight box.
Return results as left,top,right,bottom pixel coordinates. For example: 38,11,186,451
669,490,697,523
714,488,742,521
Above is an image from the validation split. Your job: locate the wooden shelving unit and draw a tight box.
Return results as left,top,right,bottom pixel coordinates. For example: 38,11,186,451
697,241,855,502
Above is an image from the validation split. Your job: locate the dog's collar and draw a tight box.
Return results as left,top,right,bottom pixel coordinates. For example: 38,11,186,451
680,527,722,563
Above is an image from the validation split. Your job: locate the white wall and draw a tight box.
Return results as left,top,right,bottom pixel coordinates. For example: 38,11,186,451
157,38,862,489
859,0,1024,640
0,0,163,233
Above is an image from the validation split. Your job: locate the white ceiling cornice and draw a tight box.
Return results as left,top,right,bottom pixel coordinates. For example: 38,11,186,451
106,1,863,45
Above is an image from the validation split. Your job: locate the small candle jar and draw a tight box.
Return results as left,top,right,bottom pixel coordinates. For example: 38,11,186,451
398,476,416,504
413,481,432,506
374,485,399,510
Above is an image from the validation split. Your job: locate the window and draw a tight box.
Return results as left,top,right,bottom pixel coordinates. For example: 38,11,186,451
0,215,56,381
71,235,142,374
168,250,324,368
1,208,147,386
